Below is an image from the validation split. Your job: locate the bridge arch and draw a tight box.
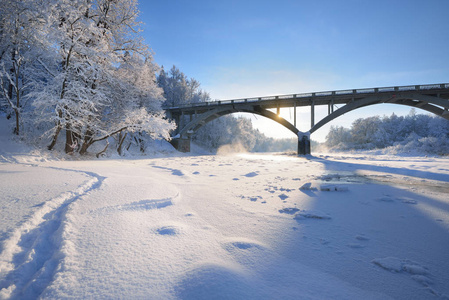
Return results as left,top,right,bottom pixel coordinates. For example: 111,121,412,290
310,93,449,134
176,105,300,138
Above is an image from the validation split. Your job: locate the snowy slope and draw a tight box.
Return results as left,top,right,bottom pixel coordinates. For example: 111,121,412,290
1,129,449,299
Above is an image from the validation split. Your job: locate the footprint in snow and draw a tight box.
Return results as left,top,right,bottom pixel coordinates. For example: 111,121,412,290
372,257,436,290
243,171,259,178
239,195,262,202
152,165,185,176
156,226,179,236
222,238,266,252
279,207,300,214
278,193,289,200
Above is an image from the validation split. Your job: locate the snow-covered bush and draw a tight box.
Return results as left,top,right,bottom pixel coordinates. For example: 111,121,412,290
325,110,449,155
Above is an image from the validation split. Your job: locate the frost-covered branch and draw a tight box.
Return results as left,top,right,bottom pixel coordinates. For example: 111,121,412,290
36,58,56,78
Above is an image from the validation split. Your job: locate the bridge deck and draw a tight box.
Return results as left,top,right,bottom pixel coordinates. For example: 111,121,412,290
165,83,449,114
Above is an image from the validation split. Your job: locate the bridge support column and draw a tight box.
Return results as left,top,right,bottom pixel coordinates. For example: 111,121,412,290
170,136,191,153
298,132,311,155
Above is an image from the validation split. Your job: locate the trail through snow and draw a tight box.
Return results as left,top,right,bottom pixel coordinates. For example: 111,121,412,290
0,162,104,299
1,136,449,299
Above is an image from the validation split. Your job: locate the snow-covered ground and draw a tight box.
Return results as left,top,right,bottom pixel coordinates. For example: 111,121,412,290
1,135,449,299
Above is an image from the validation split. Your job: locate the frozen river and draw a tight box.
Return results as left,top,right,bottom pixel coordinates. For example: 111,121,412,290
1,149,449,299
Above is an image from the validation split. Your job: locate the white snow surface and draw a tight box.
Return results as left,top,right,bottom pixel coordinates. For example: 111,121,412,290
1,133,449,299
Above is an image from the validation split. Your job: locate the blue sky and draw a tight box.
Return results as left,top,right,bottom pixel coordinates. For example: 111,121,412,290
138,0,449,142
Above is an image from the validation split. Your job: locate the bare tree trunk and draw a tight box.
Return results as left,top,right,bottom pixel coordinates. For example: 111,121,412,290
96,141,109,158
79,140,91,155
117,131,127,155
49,74,69,151
65,125,75,153
13,62,20,135
79,128,94,155
14,109,19,135
79,127,127,156
47,124,61,150
47,108,63,150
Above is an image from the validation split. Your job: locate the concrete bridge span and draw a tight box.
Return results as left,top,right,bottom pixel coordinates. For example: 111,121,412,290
165,83,449,154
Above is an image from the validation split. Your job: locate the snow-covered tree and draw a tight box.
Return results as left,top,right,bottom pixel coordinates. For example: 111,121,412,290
0,0,48,135
350,116,381,148
32,0,173,155
158,65,210,107
325,125,352,149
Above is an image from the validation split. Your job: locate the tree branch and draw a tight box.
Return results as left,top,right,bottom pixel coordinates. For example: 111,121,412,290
91,126,128,143
37,58,56,77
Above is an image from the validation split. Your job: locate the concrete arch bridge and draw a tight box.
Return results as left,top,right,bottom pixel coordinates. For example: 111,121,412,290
164,83,449,155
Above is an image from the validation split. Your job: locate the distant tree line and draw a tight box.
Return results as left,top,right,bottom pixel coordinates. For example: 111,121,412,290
324,109,449,155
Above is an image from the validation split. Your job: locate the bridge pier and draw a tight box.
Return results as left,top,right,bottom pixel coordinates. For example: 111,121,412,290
170,136,191,152
298,133,311,155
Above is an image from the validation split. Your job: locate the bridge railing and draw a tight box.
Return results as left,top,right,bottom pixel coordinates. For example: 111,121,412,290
166,83,449,110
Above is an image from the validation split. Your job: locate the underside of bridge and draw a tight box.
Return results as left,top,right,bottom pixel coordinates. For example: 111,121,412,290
168,105,312,155
165,84,449,155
